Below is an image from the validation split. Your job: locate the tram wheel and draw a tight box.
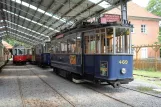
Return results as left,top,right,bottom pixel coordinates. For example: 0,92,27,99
112,81,121,88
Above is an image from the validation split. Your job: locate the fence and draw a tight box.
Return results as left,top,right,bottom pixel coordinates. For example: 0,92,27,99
133,59,161,71
133,43,161,71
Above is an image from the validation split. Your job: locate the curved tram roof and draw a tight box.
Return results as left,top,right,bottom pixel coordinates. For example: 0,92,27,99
0,0,130,46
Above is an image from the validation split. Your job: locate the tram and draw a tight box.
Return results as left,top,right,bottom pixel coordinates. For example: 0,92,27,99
50,22,133,88
35,42,51,67
12,45,27,64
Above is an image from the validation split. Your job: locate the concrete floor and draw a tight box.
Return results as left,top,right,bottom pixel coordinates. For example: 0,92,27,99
0,62,161,107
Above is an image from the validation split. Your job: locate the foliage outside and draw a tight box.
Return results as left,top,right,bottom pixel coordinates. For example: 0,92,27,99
147,0,161,43
3,37,30,47
147,0,161,17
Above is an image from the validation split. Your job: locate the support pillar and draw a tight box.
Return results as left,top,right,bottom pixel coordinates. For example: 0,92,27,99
120,0,128,25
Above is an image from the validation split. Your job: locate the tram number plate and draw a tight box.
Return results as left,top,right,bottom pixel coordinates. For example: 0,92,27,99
119,60,128,64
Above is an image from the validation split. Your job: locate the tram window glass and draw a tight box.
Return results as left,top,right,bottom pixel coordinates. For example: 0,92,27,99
44,42,51,53
84,31,96,54
14,49,17,55
95,28,112,54
115,28,130,53
76,33,82,54
67,34,76,54
104,28,114,54
56,42,61,53
18,49,25,55
61,42,67,53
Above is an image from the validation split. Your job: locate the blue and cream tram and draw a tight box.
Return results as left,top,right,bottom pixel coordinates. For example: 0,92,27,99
51,23,133,88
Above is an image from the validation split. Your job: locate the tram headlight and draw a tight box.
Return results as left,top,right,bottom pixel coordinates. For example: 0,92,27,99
121,68,126,74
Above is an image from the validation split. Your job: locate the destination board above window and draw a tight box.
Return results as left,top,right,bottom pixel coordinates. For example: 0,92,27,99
56,34,64,39
99,14,121,24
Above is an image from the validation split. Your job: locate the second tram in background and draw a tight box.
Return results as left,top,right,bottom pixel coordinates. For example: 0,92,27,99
50,20,133,88
35,42,51,67
12,45,27,64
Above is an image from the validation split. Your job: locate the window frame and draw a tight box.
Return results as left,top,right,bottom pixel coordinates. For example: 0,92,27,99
141,24,146,33
131,24,134,33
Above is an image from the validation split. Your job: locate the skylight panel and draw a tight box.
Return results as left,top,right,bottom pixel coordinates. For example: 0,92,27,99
3,10,61,33
98,1,111,8
38,9,45,13
53,16,59,20
0,26,5,29
88,0,101,4
15,0,21,4
5,20,49,37
11,0,74,25
7,27,40,39
45,13,52,17
30,5,37,10
22,1,29,7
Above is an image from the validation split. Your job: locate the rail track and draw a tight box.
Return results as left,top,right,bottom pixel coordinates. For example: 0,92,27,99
27,64,161,107
121,86,161,98
28,65,134,107
27,65,76,107
85,85,134,107
16,67,26,107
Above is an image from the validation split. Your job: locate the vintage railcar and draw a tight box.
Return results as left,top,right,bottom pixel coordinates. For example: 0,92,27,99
12,45,27,64
35,42,51,67
50,22,133,88
0,43,10,71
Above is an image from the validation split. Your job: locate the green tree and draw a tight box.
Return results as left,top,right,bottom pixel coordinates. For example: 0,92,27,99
158,32,161,43
3,37,30,47
147,0,161,43
147,0,161,17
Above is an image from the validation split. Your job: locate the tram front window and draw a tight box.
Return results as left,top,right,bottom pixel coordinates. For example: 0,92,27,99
115,27,131,54
17,49,25,55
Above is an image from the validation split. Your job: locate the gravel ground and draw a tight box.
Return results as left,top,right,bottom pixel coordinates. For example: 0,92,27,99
0,64,23,107
28,65,129,107
0,62,161,107
30,65,161,107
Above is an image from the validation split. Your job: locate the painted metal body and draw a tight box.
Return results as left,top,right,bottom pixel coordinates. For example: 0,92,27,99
13,55,27,63
51,54,133,82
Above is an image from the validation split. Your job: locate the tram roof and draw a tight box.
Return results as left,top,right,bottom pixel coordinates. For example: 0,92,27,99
0,0,130,45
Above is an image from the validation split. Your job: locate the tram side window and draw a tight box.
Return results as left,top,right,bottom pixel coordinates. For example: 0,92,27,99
76,33,82,54
61,42,67,53
56,42,61,53
14,49,17,55
84,31,96,54
84,29,112,54
68,36,76,54
104,28,114,54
